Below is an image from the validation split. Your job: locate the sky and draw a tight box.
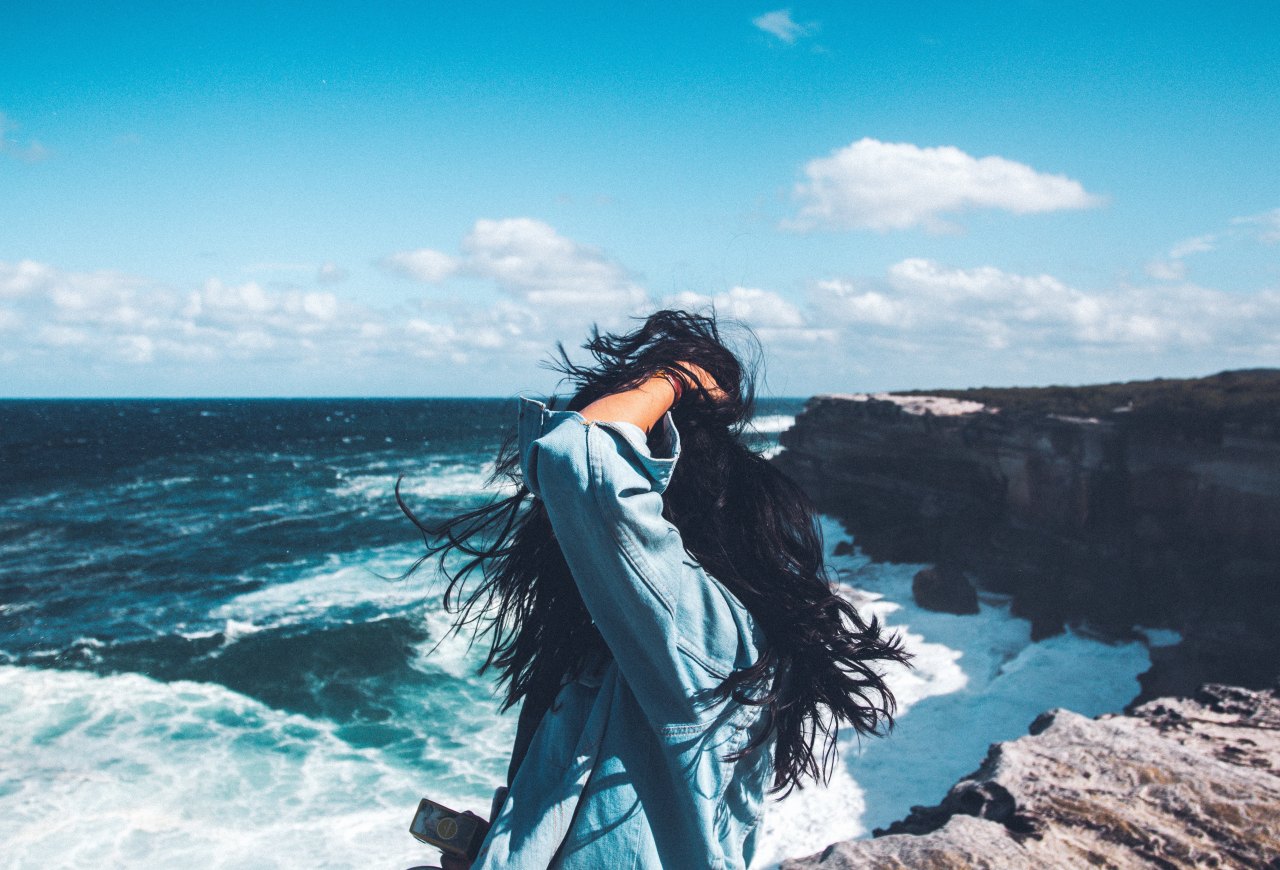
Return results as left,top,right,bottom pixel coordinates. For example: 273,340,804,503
1,1,1277,397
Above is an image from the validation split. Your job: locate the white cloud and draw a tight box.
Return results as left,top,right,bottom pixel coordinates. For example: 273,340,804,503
661,286,801,328
787,138,1102,232
1146,208,1279,282
813,280,910,327
660,286,836,344
0,259,57,298
118,334,156,364
381,248,459,283
1146,235,1209,282
0,248,644,382
39,324,91,348
11,239,1275,394
1168,234,1217,259
812,258,1279,355
1144,259,1186,281
752,9,815,44
0,260,386,369
0,112,49,163
1232,208,1280,244
316,262,349,284
461,218,645,309
10,217,661,381
383,218,645,312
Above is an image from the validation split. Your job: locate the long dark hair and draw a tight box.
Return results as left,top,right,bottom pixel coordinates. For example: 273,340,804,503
398,309,910,795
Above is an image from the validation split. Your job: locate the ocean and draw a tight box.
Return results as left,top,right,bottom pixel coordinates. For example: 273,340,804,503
0,398,1168,868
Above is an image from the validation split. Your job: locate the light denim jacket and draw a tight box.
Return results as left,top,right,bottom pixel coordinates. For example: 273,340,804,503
471,396,774,870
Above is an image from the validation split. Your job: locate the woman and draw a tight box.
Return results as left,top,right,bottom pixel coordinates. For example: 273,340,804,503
400,310,909,869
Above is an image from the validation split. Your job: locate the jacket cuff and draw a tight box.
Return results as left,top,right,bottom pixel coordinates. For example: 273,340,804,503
516,395,681,495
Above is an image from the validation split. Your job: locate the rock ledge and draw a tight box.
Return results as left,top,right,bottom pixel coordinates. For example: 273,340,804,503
781,684,1280,870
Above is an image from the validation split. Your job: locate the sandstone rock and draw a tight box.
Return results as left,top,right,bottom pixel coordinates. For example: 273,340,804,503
781,684,1280,870
912,565,979,615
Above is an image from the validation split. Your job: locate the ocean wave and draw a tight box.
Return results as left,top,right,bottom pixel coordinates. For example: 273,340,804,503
0,664,484,870
0,601,37,618
746,414,796,434
246,501,291,514
0,491,63,511
209,545,497,683
210,547,431,632
175,619,261,643
751,752,866,869
334,461,517,503
749,515,1153,864
206,546,496,671
119,474,196,492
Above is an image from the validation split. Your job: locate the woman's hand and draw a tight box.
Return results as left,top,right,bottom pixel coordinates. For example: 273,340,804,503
666,361,726,406
578,361,724,433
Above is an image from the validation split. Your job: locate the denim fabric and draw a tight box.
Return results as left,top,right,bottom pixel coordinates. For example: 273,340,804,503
471,396,774,870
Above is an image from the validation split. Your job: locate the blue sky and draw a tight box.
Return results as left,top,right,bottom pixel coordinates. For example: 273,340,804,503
2,1,1277,397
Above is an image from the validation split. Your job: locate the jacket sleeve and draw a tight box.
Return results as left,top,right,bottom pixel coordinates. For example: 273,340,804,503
516,395,759,730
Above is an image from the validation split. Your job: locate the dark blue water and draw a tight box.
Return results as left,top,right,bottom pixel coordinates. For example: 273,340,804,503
1,398,800,650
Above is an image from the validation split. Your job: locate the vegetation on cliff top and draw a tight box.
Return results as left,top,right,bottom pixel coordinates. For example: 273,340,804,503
896,368,1280,439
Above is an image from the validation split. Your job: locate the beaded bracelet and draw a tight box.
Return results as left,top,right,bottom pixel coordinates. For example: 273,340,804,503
661,370,685,405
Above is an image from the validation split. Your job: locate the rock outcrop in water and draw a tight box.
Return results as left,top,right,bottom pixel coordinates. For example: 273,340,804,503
911,565,979,615
770,369,1280,699
780,683,1280,870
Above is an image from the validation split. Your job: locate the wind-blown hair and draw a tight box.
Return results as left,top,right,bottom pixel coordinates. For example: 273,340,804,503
398,309,910,795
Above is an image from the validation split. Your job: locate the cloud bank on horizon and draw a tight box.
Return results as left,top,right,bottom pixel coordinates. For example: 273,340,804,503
1,3,1277,396
6,203,1276,396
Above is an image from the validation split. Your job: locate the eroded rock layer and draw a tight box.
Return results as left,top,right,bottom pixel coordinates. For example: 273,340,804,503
769,374,1280,698
782,684,1280,870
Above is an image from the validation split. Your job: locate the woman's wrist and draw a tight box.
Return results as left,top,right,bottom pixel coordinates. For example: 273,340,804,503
578,373,677,433
660,370,684,406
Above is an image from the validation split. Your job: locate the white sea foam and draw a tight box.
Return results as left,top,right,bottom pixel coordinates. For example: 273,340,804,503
2,491,62,511
210,548,429,631
334,460,516,503
223,618,262,642
246,501,290,514
752,754,867,869
0,665,471,870
210,546,501,685
748,515,1152,867
746,414,796,434
119,475,196,493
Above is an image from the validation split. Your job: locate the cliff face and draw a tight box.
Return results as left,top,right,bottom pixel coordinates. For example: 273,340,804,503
780,684,1280,870
770,386,1280,697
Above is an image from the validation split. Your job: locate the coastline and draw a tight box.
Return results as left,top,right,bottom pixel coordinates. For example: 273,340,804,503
766,371,1279,867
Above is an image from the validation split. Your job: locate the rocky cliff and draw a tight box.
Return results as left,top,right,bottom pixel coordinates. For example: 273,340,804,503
770,369,1280,699
780,683,1280,870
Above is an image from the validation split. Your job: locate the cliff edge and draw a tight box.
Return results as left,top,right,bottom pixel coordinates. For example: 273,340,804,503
770,369,1280,699
780,684,1280,870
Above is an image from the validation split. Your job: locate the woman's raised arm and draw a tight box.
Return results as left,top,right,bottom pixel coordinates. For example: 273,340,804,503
577,362,724,432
